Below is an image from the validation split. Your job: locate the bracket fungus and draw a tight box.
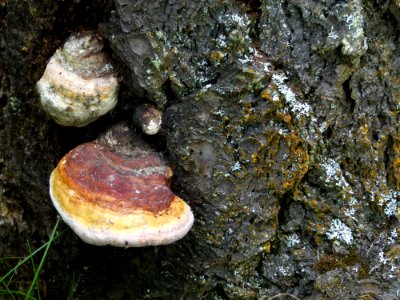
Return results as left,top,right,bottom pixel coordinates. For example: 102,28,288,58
49,124,194,247
37,31,119,127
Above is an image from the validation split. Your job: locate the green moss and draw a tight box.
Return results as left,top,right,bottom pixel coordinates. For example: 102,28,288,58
314,249,369,278
7,96,21,112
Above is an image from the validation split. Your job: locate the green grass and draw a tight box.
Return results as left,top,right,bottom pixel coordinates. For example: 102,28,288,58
0,217,62,300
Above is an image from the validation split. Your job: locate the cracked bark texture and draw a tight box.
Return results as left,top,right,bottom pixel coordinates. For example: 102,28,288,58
1,0,399,299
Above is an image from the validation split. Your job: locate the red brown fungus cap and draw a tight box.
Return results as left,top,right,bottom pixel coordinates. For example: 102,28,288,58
49,124,194,247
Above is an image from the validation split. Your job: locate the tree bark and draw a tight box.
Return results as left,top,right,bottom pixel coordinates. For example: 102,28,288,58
1,0,399,299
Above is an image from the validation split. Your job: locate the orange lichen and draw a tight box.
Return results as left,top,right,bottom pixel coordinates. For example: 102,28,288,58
260,83,279,103
357,124,371,147
243,67,256,77
281,133,309,190
241,103,258,124
275,111,292,124
386,244,400,260
260,88,273,101
264,242,271,253
210,50,223,62
248,130,308,194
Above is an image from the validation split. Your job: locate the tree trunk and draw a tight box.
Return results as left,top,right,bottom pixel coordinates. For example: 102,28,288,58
1,0,399,299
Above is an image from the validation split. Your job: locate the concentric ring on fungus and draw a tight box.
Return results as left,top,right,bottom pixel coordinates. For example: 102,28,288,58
37,31,119,127
49,124,194,247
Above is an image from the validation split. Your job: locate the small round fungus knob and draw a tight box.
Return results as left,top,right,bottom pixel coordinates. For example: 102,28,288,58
133,103,162,135
49,124,194,247
37,31,119,127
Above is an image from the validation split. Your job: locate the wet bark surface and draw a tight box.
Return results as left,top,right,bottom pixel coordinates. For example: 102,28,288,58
1,0,399,299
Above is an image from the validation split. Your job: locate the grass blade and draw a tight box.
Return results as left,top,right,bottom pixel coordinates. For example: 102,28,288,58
0,289,36,299
26,241,40,300
0,242,48,284
67,271,76,300
24,217,60,300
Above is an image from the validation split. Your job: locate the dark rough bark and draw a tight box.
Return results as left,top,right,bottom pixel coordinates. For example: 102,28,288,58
1,0,399,299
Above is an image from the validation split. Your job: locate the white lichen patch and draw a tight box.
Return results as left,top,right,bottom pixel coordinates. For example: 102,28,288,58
388,228,398,244
272,74,311,119
369,247,399,278
378,251,389,265
238,54,255,64
213,12,261,67
320,157,352,192
262,62,272,73
341,1,368,56
344,197,358,220
231,161,241,172
377,189,399,217
278,266,291,276
323,1,368,57
213,108,226,116
216,34,227,48
229,13,251,28
286,233,301,248
370,250,390,273
327,27,340,41
326,219,353,245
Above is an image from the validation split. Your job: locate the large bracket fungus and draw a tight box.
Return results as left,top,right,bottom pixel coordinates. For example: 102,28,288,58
49,124,194,247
